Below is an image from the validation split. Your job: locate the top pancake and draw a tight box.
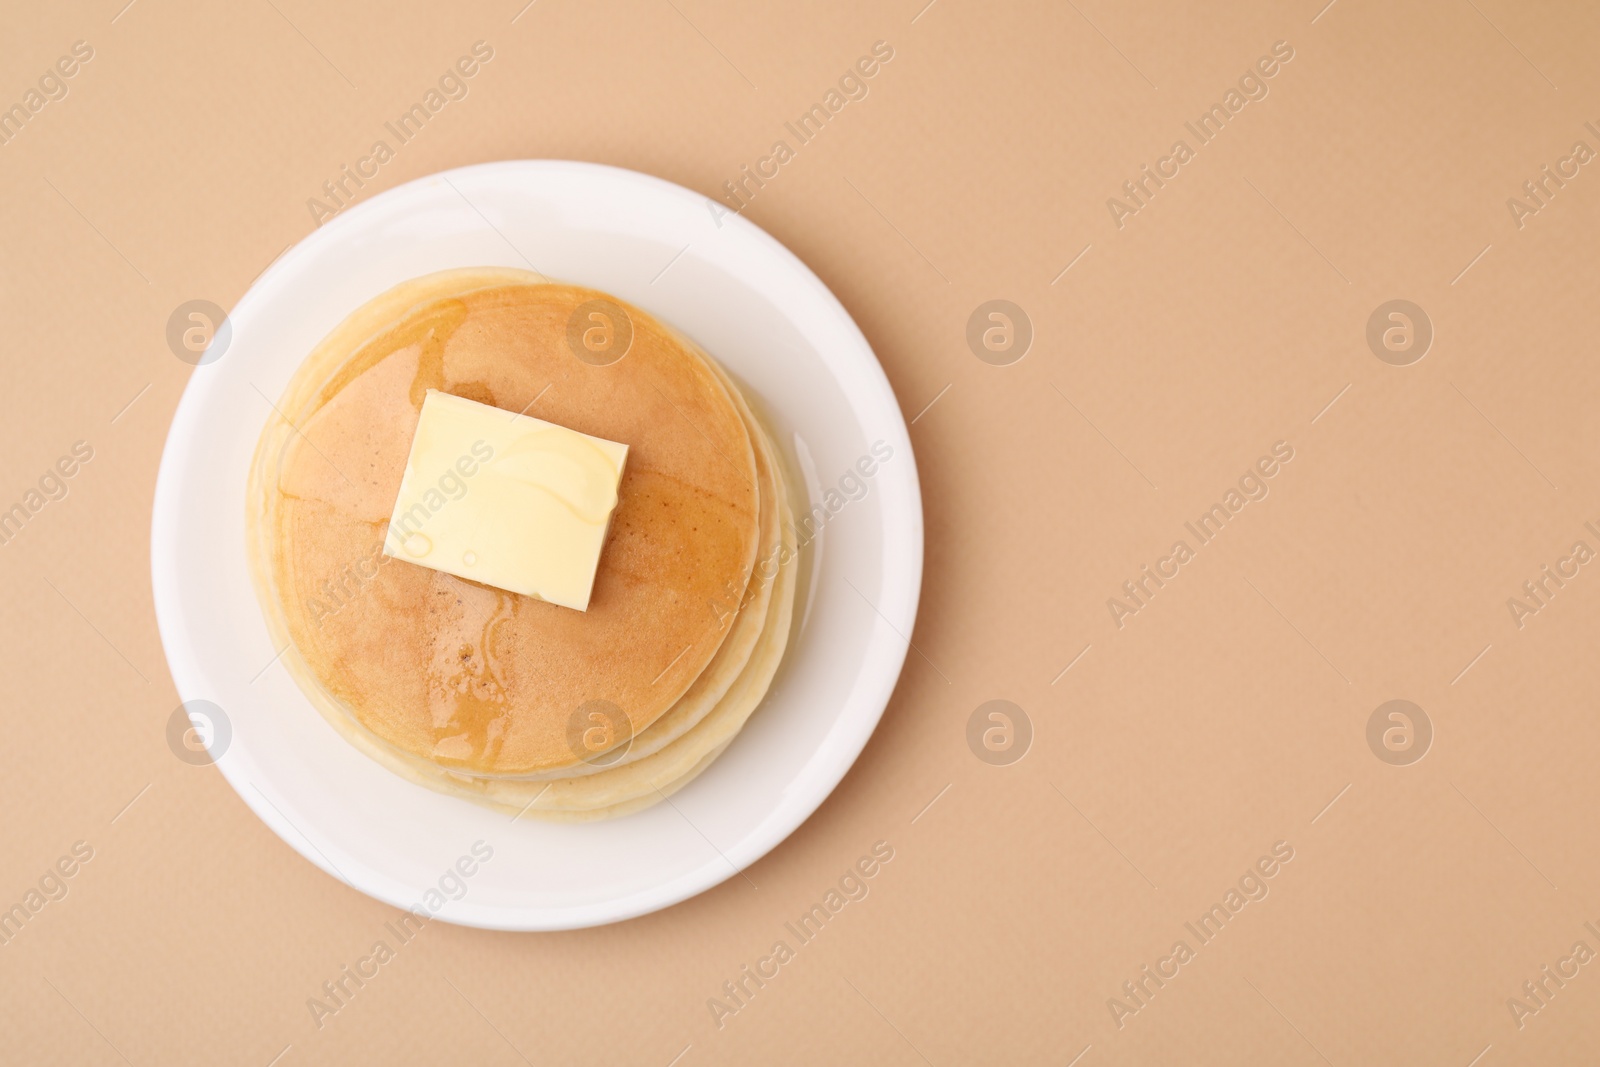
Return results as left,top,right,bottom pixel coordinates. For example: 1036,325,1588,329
250,269,761,776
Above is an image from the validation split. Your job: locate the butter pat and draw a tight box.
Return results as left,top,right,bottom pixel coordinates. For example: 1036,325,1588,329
384,390,628,611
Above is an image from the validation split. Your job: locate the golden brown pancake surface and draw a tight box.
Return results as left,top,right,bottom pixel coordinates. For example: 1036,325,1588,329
250,271,762,776
291,396,799,819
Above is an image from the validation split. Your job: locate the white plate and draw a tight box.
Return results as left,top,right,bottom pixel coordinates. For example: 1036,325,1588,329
150,161,923,930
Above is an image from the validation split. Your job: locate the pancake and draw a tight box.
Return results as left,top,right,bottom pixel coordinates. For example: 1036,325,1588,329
600,343,790,764
294,399,800,819
248,270,764,777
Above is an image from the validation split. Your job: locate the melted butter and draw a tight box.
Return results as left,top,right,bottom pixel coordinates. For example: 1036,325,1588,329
310,298,469,419
384,390,629,611
427,589,515,767
274,298,471,511
490,429,623,525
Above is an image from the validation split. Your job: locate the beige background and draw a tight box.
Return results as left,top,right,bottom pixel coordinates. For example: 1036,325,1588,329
3,0,1599,1063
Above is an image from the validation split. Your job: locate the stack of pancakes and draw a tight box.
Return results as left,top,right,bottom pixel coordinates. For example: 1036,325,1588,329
246,268,797,820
